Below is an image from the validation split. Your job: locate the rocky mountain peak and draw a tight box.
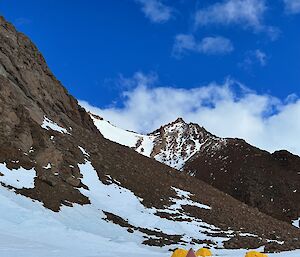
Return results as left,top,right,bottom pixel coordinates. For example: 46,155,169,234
173,117,186,124
147,118,225,170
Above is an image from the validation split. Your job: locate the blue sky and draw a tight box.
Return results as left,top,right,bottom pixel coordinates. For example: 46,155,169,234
2,0,300,154
2,0,300,104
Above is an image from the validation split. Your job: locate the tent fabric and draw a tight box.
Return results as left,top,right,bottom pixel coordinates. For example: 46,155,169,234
196,248,212,257
186,248,197,257
245,251,268,257
171,248,188,257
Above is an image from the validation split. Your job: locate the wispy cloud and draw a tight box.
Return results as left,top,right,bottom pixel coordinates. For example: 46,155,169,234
173,34,234,57
240,49,268,70
283,0,300,14
254,49,267,66
80,72,300,156
194,0,278,39
135,0,173,23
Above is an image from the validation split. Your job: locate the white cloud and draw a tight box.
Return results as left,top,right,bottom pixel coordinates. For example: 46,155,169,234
135,0,173,23
254,49,267,66
195,0,269,32
240,49,268,69
200,37,234,55
173,34,234,57
284,0,300,14
80,72,300,156
80,74,272,137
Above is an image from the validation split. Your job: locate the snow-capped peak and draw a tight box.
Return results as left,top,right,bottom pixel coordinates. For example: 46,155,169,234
90,114,226,170
149,118,224,169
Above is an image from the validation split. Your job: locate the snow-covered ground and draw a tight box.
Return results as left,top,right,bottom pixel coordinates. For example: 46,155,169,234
0,149,300,257
0,163,36,189
91,116,155,157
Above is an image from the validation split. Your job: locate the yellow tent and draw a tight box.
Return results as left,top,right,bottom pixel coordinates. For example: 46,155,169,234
195,248,212,257
171,248,188,257
245,251,268,257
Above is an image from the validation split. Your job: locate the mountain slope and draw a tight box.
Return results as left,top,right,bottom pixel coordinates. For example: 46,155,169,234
91,115,300,226
1,16,300,256
184,138,300,224
90,113,155,157
91,115,223,170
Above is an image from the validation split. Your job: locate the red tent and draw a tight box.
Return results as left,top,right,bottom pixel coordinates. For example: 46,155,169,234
186,248,197,257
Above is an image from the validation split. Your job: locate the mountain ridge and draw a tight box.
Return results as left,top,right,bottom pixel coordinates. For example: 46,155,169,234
0,15,300,256
91,114,300,226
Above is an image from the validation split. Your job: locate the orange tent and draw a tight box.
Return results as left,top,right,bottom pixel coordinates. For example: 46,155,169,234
245,251,268,257
196,248,212,257
171,248,188,257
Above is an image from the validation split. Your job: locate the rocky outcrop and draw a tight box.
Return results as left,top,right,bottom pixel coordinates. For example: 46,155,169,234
184,136,300,224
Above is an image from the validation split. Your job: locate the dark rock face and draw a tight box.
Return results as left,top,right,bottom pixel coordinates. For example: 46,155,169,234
148,117,300,224
0,15,98,211
184,136,300,223
1,15,300,252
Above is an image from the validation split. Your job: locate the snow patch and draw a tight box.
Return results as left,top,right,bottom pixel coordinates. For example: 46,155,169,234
171,187,211,210
41,116,70,134
292,217,300,228
43,163,52,170
0,163,36,189
91,116,154,157
78,146,90,157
